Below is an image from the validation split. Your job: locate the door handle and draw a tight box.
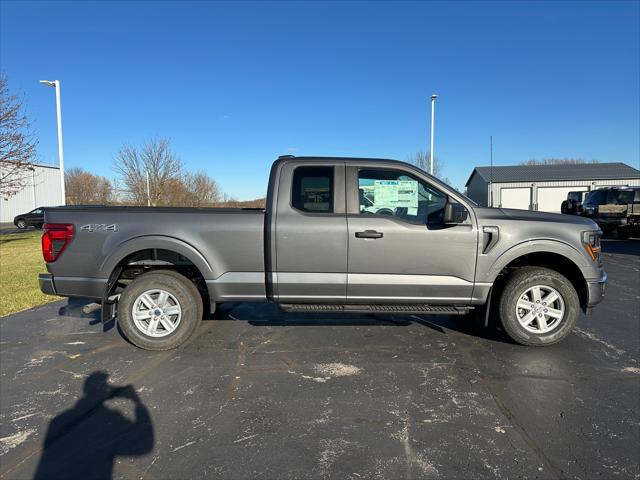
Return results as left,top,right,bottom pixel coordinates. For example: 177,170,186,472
355,230,383,239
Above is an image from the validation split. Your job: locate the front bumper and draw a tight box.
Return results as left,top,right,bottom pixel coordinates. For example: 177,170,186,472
586,271,607,307
39,273,57,296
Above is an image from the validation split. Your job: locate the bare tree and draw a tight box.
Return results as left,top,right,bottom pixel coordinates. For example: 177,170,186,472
181,171,221,206
520,158,600,166
65,168,113,205
160,172,220,207
408,151,450,184
408,151,443,177
113,139,183,205
0,74,38,199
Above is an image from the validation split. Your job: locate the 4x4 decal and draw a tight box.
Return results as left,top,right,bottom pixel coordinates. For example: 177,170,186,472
80,224,119,232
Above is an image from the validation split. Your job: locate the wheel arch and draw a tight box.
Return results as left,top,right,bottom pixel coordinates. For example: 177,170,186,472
101,235,213,279
100,237,214,322
489,244,589,309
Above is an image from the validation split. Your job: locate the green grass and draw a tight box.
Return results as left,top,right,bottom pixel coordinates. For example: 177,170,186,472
0,230,60,316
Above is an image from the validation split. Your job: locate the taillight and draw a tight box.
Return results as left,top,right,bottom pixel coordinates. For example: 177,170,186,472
42,223,74,262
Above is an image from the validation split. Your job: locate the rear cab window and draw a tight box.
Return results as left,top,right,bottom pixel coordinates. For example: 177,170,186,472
291,166,334,213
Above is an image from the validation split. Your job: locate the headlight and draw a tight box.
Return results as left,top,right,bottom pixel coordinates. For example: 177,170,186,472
582,231,602,261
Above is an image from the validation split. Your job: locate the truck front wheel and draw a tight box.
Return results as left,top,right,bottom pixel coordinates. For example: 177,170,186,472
498,267,579,346
117,270,203,350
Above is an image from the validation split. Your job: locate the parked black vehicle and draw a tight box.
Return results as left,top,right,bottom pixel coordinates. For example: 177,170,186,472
582,187,640,235
13,207,45,229
619,189,640,238
560,191,587,215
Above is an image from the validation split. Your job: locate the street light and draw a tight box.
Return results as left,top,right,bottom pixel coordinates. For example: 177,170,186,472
429,94,437,176
40,79,66,205
146,168,151,207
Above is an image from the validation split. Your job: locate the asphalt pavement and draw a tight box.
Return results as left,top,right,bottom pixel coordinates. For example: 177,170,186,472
0,240,638,479
0,224,22,235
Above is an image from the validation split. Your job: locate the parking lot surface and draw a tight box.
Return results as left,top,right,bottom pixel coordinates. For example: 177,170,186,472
0,240,638,479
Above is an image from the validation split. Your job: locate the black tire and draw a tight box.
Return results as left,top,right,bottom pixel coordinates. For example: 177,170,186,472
498,267,579,346
16,219,26,229
117,270,203,350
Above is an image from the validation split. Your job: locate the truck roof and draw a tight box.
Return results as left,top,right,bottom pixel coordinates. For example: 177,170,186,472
275,155,415,169
278,155,403,163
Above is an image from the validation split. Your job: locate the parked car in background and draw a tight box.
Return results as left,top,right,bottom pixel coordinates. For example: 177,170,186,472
13,207,45,229
582,187,640,236
560,191,587,215
38,156,606,351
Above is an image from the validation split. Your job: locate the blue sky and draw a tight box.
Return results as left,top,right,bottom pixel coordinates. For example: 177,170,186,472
1,1,638,198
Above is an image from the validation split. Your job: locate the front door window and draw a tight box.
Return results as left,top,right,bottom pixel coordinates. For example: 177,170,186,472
358,169,447,225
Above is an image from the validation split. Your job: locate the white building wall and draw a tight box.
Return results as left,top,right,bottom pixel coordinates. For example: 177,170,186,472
491,179,640,211
0,165,63,223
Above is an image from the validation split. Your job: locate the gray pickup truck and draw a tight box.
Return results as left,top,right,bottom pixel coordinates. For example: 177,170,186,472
39,156,607,350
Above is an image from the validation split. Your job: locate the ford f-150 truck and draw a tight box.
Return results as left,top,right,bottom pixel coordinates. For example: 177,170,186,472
39,156,607,350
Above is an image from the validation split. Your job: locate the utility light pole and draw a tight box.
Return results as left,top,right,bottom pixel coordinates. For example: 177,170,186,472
489,136,494,207
39,80,66,205
30,166,36,208
429,94,437,175
146,168,151,207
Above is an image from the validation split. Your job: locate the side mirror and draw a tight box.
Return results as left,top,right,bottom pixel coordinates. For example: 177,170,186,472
443,200,469,224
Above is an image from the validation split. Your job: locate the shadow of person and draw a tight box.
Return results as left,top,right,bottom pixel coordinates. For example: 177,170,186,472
34,371,154,480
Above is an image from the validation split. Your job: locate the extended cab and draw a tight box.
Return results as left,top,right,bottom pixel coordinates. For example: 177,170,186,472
39,156,607,350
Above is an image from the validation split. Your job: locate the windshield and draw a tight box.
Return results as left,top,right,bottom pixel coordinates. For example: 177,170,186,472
616,190,635,204
567,192,583,202
584,189,636,207
584,190,607,206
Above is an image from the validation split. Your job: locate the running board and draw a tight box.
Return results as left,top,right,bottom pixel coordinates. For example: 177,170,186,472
279,304,471,315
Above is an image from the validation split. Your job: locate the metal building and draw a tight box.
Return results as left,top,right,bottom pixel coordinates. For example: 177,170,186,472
0,164,64,223
465,162,640,212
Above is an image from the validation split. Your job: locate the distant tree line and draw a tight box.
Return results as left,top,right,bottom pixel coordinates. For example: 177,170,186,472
65,138,224,207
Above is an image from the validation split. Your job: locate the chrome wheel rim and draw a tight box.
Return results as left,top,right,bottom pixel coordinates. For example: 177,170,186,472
515,285,565,334
132,289,182,337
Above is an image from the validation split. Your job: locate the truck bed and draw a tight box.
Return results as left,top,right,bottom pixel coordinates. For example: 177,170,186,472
44,206,266,301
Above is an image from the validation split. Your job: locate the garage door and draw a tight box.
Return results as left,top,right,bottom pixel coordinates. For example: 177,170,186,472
500,187,531,210
537,186,588,213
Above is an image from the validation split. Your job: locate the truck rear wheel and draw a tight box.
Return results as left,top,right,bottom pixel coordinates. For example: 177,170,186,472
117,270,203,350
498,267,579,346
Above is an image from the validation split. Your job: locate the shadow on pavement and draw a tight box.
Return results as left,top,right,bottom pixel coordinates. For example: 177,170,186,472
57,298,100,321
34,371,154,480
58,294,513,348
602,239,640,256
217,303,513,344
57,298,118,332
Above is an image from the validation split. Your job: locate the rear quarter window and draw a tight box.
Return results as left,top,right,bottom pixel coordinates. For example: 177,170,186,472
291,166,334,213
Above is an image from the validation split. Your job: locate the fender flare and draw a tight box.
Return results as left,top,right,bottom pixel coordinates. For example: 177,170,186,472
100,235,214,280
481,238,589,284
